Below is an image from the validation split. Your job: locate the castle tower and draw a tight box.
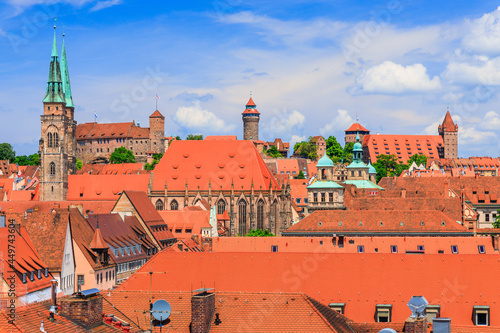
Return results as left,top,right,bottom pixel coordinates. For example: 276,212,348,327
39,24,74,201
149,110,165,154
242,96,260,141
438,110,458,158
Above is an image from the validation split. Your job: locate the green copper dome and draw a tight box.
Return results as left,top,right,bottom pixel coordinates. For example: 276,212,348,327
316,153,334,167
368,162,376,174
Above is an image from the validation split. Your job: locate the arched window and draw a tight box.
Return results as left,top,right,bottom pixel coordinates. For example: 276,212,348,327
217,200,226,215
155,199,164,211
53,132,59,148
272,200,278,230
47,132,53,148
257,200,264,230
238,200,247,236
49,162,56,176
170,200,178,211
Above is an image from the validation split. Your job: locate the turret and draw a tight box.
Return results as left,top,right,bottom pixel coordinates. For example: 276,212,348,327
242,96,260,140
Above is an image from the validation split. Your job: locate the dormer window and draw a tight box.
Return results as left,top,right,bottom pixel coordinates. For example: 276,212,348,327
30,271,34,281
474,306,490,326
22,273,27,283
38,269,41,279
44,268,49,277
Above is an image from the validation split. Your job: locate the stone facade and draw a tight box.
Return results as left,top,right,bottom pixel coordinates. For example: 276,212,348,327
242,97,260,141
439,111,458,159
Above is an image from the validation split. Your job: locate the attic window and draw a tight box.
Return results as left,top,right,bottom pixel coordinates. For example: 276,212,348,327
318,222,322,226
420,221,425,226
441,221,445,226
400,221,404,226
357,245,364,253
22,273,27,283
417,245,424,251
391,245,398,253
478,245,486,254
359,221,363,226
474,306,490,326
30,271,34,281
37,269,41,279
329,303,345,314
379,222,383,226
338,222,342,226
271,245,278,252
375,304,392,322
451,245,458,254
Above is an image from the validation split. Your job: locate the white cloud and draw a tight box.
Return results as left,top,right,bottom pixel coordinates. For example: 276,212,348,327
90,0,121,12
262,109,305,138
463,6,500,55
480,111,500,130
459,126,496,145
443,57,500,85
320,109,353,135
173,102,236,133
354,61,441,94
290,134,306,151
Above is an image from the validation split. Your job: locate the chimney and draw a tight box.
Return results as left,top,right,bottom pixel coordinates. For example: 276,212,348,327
433,318,451,333
191,289,216,333
493,235,499,251
404,316,427,333
49,279,58,321
60,290,103,329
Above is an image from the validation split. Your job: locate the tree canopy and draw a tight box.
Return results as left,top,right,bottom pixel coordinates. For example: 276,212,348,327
186,134,203,140
144,153,163,170
14,153,39,166
0,143,15,162
265,146,282,158
494,209,500,228
407,153,428,167
76,158,83,170
110,147,136,164
297,170,305,179
293,137,318,160
244,229,275,237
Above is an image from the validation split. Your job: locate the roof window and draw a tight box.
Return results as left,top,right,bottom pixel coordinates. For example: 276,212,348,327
420,221,425,226
451,245,458,254
478,245,486,254
474,306,490,326
357,245,364,253
417,245,424,251
391,245,398,253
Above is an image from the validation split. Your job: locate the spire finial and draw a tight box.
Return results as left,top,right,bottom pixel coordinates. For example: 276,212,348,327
250,90,252,97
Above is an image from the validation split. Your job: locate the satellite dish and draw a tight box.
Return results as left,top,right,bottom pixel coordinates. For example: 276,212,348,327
407,296,428,318
151,299,171,321
378,329,397,333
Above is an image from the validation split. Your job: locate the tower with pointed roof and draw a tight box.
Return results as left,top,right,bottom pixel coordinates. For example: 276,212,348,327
149,110,165,153
39,24,76,201
345,122,370,144
438,110,458,159
242,96,260,141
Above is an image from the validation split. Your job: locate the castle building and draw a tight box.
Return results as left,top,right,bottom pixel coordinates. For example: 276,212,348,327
75,110,166,164
39,26,76,201
242,97,260,140
345,122,370,144
360,110,459,164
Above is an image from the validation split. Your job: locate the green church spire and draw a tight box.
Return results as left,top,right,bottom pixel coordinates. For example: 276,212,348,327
60,32,74,108
43,22,65,104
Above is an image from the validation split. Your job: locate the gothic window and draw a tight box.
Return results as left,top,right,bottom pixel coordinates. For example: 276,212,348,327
155,199,164,211
238,200,247,236
257,200,264,230
53,132,59,147
170,200,178,211
47,132,53,148
49,162,56,176
217,200,226,215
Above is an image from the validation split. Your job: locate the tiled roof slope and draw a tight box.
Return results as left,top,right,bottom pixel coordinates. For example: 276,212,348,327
363,134,443,164
76,163,146,175
117,251,500,325
158,209,211,239
76,122,148,139
440,110,458,132
283,210,469,236
0,226,53,296
123,191,163,224
152,140,279,192
0,200,115,214
104,291,345,333
67,174,150,200
5,210,69,271
345,123,369,132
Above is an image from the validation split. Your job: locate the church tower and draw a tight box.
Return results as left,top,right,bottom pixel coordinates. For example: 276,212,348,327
39,24,76,201
242,96,260,140
438,110,458,159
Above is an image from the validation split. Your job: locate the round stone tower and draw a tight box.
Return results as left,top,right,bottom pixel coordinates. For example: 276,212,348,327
242,97,260,141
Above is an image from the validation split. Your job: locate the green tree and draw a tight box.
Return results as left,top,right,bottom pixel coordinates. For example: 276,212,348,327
110,147,136,164
297,170,305,179
14,153,40,166
245,229,275,237
144,153,163,170
407,154,428,168
266,146,282,158
76,158,83,170
373,154,406,182
325,136,343,159
186,134,203,140
175,135,181,140
0,143,15,162
494,208,500,228
342,142,354,164
293,137,318,160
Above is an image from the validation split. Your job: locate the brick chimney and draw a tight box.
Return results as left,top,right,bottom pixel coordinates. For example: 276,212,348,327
60,292,103,329
404,316,427,333
493,235,499,251
191,290,216,333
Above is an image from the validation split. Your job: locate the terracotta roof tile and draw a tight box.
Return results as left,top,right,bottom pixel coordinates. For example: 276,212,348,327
150,110,164,118
68,174,150,201
345,123,370,132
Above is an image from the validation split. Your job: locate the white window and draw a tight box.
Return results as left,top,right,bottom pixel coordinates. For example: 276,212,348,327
474,306,490,326
329,303,345,314
375,305,392,322
425,305,440,322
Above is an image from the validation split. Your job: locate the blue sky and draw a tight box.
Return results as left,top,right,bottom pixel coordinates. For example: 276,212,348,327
2,0,500,157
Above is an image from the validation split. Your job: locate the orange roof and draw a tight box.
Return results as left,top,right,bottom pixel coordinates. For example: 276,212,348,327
288,179,309,205
150,110,164,118
363,134,444,164
440,111,458,132
158,208,211,240
246,97,256,107
204,135,237,141
242,108,260,115
276,159,300,175
76,162,145,175
152,140,279,192
345,122,369,132
284,210,469,236
117,251,500,325
76,122,141,139
89,227,108,249
68,174,150,201
122,191,163,224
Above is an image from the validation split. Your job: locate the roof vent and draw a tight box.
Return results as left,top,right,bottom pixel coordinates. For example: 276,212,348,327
318,222,322,226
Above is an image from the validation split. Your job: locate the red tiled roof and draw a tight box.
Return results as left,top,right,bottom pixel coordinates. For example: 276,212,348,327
204,135,237,141
440,111,458,132
246,97,256,107
152,140,280,192
150,110,164,118
68,174,150,201
158,208,211,239
89,227,108,250
122,191,163,224
363,134,444,164
242,108,260,115
76,122,141,139
76,163,145,175
117,251,500,325
283,210,469,235
345,123,369,132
